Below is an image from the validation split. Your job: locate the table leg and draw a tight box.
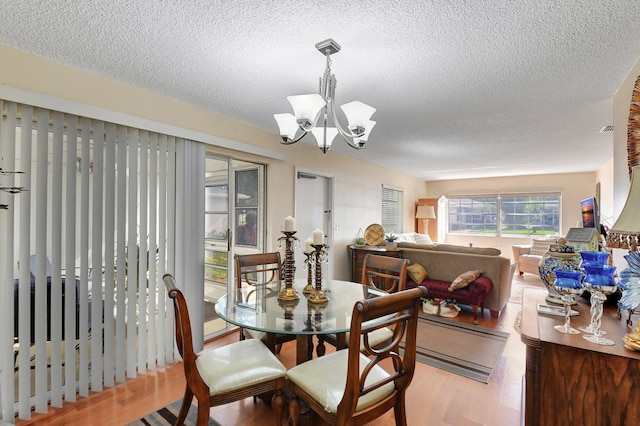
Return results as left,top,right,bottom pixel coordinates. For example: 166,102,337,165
265,332,277,354
296,335,313,364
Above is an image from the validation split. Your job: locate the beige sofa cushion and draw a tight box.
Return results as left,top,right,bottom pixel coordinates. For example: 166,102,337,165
435,243,501,256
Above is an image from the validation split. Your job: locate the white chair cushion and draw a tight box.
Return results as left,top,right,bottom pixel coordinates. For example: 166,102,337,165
324,327,394,350
196,339,286,395
286,349,395,414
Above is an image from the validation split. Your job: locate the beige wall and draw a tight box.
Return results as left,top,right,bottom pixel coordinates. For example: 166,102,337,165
0,45,428,280
425,172,598,261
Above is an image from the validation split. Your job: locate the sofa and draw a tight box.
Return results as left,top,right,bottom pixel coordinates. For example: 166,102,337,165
512,238,558,276
397,242,516,321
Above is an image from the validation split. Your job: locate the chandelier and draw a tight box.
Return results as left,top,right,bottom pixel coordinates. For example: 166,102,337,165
273,39,377,153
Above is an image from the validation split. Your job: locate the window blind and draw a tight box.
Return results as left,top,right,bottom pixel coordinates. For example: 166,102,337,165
0,99,195,420
381,185,403,233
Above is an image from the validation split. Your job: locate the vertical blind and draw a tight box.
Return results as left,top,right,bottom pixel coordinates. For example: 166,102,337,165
0,99,196,420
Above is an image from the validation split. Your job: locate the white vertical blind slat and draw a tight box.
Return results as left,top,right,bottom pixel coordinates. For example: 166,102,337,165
115,125,127,383
103,122,116,387
50,111,64,407
165,137,176,362
157,134,169,365
0,101,16,421
91,120,104,392
35,107,49,412
17,104,32,419
64,114,78,402
147,132,158,369
78,116,91,397
137,131,148,374
126,129,138,379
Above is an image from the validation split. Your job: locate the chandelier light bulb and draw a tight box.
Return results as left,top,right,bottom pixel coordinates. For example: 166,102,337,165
273,113,300,141
287,94,325,129
340,101,376,135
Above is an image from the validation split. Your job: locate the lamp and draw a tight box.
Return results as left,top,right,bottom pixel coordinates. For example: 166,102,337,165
415,205,436,232
273,39,376,153
606,166,640,251
606,166,640,351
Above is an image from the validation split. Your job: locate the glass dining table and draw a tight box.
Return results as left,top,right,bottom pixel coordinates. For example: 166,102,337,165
215,278,388,364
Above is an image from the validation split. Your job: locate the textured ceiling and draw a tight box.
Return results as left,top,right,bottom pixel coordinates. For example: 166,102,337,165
2,1,640,181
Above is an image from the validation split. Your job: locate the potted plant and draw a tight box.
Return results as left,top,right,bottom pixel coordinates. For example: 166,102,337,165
353,228,366,246
354,237,367,246
385,233,398,248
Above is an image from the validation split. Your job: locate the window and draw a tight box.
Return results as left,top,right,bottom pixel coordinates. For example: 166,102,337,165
235,168,259,247
447,193,560,236
381,185,403,233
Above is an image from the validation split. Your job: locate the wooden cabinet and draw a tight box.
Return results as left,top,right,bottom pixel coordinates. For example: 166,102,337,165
521,288,640,426
348,245,401,283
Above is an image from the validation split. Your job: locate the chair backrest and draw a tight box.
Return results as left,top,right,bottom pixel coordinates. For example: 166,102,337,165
163,273,202,383
339,286,428,422
360,254,409,293
235,252,283,288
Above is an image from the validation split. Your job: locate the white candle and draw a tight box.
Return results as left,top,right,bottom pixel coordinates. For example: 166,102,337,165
305,237,314,253
284,215,295,232
313,228,324,245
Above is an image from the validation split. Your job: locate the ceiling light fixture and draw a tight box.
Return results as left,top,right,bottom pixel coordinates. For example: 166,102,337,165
273,39,376,153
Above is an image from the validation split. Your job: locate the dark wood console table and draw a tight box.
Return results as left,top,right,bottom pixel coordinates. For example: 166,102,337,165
348,245,400,283
520,288,640,426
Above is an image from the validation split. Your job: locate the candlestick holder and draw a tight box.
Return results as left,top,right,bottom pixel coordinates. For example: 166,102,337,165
278,230,300,302
308,243,329,304
302,252,314,295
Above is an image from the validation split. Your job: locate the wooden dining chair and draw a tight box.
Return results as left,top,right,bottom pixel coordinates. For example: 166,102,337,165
361,254,409,293
287,286,428,426
235,252,296,353
163,273,286,426
317,254,409,354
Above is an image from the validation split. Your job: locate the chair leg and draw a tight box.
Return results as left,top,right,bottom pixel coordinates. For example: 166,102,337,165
271,389,285,425
176,387,193,426
393,392,408,426
472,304,479,325
197,401,210,426
289,395,301,426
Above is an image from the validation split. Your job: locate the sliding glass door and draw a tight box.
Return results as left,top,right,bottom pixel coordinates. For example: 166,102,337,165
204,157,266,339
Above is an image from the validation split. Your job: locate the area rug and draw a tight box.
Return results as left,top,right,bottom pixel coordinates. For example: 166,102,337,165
404,314,509,383
508,274,546,304
127,399,223,426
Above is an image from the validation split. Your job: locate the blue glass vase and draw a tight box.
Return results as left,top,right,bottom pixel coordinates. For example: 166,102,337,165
579,251,610,267
552,269,584,334
582,264,617,345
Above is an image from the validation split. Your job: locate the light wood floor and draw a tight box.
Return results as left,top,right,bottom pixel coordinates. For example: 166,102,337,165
16,274,545,425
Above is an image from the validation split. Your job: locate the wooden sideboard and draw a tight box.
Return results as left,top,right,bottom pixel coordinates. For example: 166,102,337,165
348,245,401,283
520,288,640,426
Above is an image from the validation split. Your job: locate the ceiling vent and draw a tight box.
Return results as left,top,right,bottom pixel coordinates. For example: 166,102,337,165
599,125,614,133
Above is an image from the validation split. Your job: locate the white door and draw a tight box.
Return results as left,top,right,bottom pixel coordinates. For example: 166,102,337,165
294,168,333,280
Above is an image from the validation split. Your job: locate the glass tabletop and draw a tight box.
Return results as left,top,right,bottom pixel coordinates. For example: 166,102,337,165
215,279,388,335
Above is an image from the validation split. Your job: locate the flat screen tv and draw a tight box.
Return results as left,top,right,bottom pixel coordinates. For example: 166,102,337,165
580,196,599,230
